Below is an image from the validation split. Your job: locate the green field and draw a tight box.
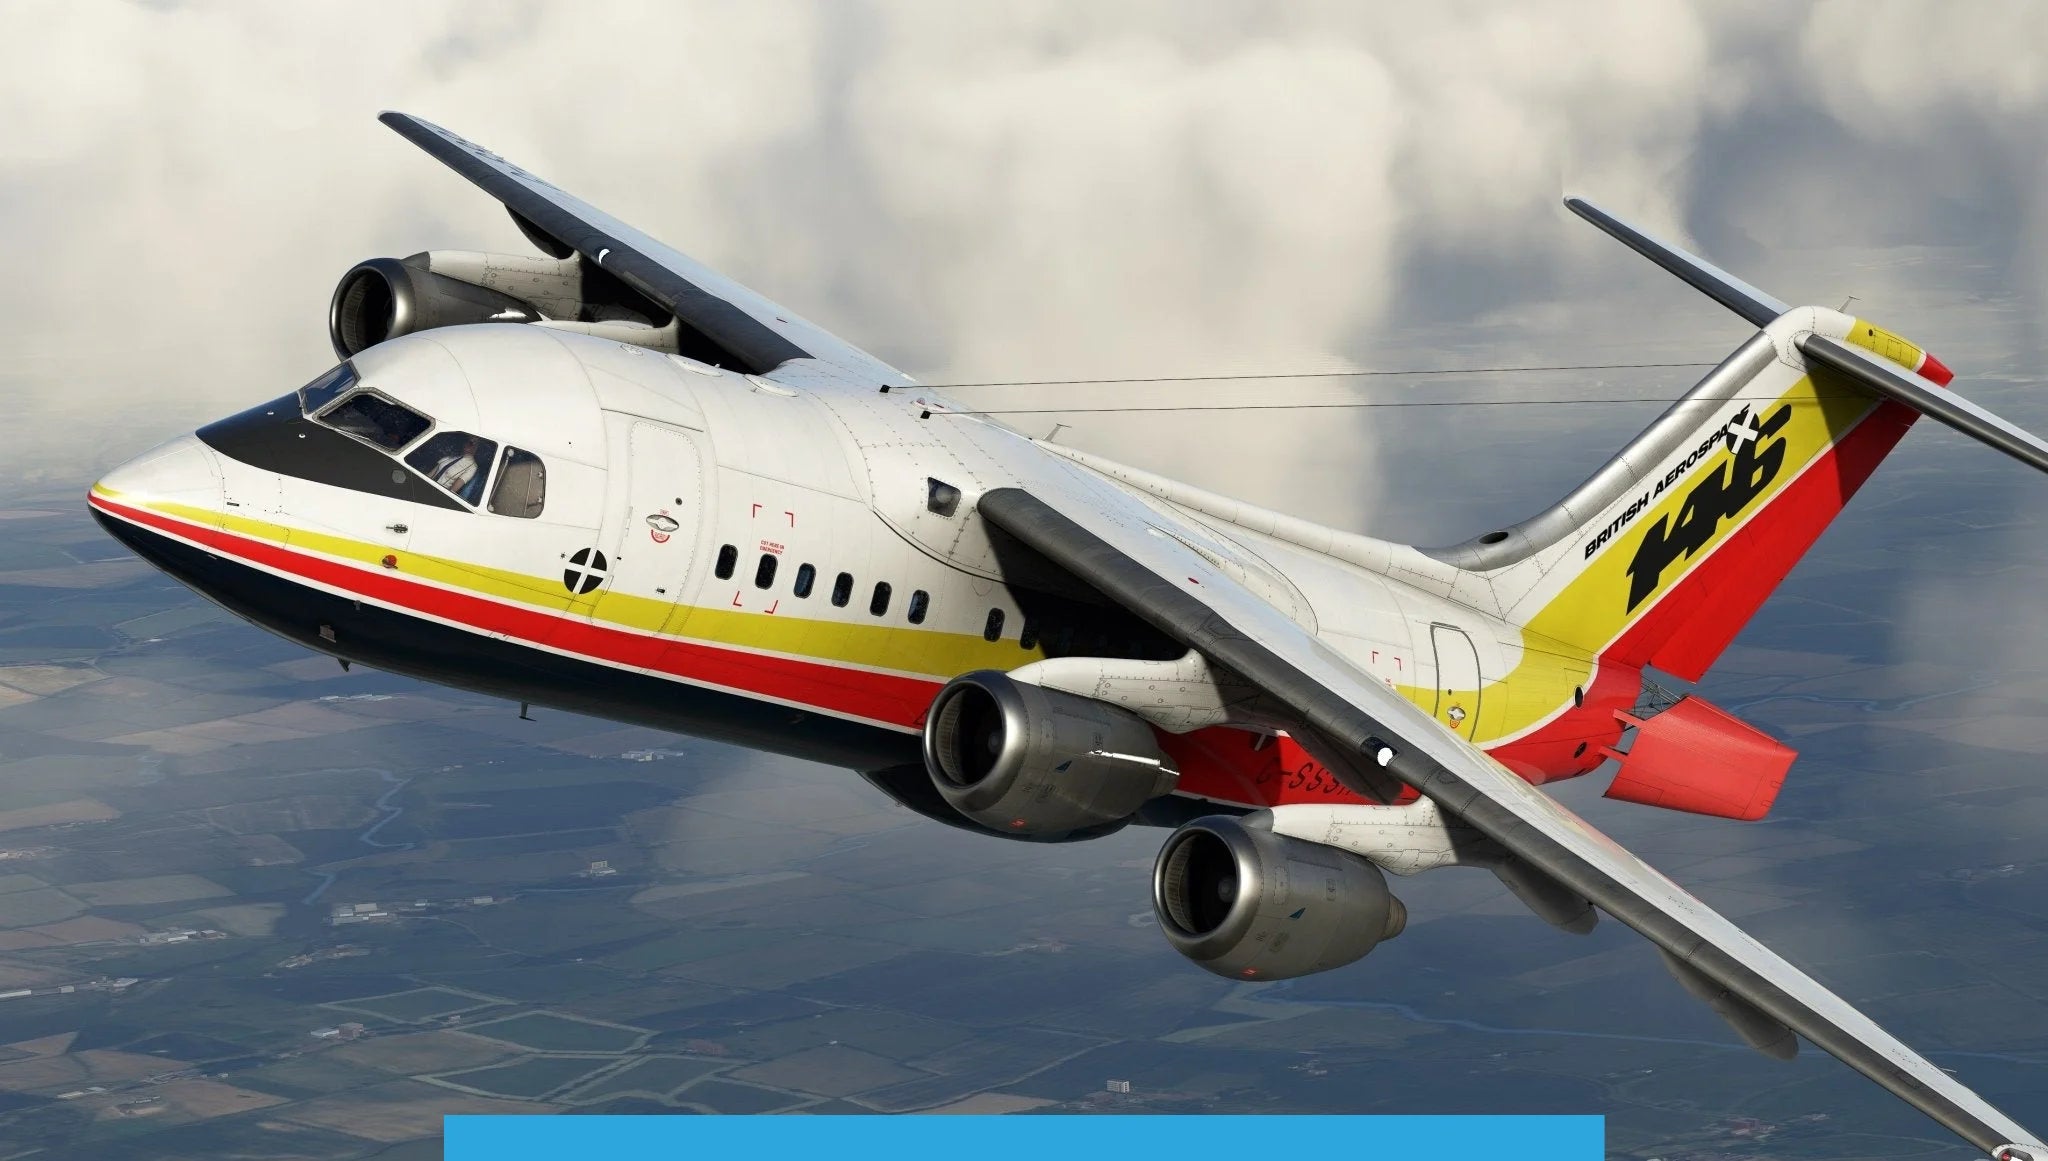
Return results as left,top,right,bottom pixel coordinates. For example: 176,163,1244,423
563,1055,729,1103
680,1078,808,1114
434,1054,619,1099
327,987,503,1022
601,927,786,973
462,1011,646,1053
0,887,84,927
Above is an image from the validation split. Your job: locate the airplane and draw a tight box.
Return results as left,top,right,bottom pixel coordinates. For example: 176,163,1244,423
86,112,2048,1157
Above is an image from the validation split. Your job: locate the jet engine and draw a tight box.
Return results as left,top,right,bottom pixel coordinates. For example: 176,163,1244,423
328,246,687,360
920,670,1178,836
328,255,545,358
1153,814,1406,980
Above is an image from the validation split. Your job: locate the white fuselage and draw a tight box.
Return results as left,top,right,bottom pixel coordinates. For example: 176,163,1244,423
89,324,1620,807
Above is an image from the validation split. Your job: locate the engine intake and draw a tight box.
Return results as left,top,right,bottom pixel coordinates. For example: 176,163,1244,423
329,257,540,358
1154,814,1406,980
921,670,1177,836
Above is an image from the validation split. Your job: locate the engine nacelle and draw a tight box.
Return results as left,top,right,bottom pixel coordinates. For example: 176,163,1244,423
329,255,540,358
921,670,1178,836
1153,814,1406,981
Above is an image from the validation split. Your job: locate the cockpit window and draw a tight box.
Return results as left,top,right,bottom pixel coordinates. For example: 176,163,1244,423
196,389,465,513
405,431,498,506
296,363,357,415
317,390,431,451
488,447,547,519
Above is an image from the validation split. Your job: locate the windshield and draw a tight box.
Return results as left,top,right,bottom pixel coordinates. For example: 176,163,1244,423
316,390,432,451
296,363,358,415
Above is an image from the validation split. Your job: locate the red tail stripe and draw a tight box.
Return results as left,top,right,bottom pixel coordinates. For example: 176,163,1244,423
1604,400,1918,681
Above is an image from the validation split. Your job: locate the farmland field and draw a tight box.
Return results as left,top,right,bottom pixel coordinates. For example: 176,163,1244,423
563,1055,728,1103
461,1011,646,1053
326,988,504,1023
431,1055,618,1099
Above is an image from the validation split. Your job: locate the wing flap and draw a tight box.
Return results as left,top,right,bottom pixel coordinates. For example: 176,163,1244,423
977,483,2040,1156
378,112,906,383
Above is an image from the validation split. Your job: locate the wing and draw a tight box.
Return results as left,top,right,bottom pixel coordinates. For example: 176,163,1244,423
378,111,908,385
973,479,2042,1158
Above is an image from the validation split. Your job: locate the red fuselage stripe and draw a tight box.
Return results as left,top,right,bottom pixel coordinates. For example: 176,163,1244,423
88,494,940,730
90,493,1582,799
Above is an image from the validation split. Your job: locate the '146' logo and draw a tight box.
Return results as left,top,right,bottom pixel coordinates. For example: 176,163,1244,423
1624,403,1793,612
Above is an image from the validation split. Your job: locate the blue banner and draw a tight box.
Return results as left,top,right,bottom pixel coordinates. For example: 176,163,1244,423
447,1114,1604,1159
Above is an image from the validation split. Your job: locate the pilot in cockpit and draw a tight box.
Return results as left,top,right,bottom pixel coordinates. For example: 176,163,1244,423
428,436,484,502
399,428,499,506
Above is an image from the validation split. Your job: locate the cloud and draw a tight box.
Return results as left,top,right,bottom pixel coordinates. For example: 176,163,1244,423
0,1,2042,530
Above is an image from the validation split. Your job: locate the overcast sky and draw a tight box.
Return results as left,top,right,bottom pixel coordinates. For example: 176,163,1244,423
3,0,2044,540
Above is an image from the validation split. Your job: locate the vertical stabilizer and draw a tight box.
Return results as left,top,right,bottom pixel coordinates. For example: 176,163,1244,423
1432,309,1942,682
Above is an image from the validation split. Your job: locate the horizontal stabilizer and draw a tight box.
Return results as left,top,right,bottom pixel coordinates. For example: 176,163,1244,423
1800,334,2048,477
1565,197,1788,328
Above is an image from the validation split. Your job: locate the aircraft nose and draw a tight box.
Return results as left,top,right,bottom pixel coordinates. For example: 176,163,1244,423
89,434,224,532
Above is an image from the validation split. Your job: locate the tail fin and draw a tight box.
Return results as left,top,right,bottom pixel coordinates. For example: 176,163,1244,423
1433,201,1968,682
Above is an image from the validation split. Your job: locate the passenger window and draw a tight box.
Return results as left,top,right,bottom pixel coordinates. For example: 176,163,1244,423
487,447,546,518
793,564,816,598
714,545,738,580
983,608,1005,643
831,572,853,607
1019,617,1039,651
317,390,431,451
754,553,778,589
907,590,930,625
869,582,892,617
406,431,499,506
297,364,357,415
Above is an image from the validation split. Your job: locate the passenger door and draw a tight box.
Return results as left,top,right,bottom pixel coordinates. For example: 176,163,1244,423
591,416,707,636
